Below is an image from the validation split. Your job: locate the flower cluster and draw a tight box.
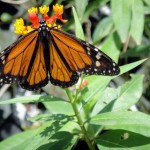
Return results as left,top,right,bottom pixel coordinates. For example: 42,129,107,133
14,4,67,35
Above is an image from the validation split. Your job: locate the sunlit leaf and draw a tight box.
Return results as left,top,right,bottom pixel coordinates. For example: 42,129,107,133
112,74,144,111
72,7,84,40
0,130,37,150
0,95,64,104
130,0,144,44
111,0,132,42
75,0,88,20
92,17,114,44
102,31,121,62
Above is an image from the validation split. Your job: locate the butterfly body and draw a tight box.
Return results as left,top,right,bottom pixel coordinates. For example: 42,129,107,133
0,20,120,91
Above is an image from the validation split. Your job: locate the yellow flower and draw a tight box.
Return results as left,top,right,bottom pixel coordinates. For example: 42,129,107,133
23,26,34,34
14,18,24,27
14,25,25,35
39,5,49,15
46,23,52,28
53,4,63,15
28,7,38,14
14,18,26,34
26,26,34,32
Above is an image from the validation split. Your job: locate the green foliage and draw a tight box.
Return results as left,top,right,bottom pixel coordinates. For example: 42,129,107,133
111,0,144,44
0,1,149,150
92,17,114,44
0,130,37,150
96,129,150,150
111,0,132,43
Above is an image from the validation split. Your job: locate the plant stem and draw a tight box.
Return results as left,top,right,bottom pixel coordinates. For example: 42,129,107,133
123,34,130,53
65,88,95,150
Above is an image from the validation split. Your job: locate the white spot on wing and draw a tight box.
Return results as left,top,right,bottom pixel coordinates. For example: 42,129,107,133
88,51,91,55
113,63,116,66
113,68,116,71
96,61,101,67
96,53,102,60
86,47,90,51
94,48,99,52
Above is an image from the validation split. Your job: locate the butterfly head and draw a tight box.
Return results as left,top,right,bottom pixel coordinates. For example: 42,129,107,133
14,4,67,35
38,21,49,33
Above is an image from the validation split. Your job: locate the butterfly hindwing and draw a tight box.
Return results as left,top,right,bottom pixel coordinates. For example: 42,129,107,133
48,37,79,88
20,38,48,90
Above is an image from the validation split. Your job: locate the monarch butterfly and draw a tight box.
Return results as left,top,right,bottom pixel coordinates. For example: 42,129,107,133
0,5,120,91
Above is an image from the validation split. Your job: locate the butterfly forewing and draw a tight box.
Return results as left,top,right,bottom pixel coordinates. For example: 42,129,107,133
0,31,38,86
21,39,48,90
80,41,120,75
50,29,120,76
0,30,49,90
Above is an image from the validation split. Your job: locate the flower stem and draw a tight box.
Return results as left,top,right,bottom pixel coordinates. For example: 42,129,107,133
65,88,95,150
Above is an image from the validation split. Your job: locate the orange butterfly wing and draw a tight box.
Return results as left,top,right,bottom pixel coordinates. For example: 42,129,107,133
49,39,79,87
0,30,48,90
48,29,120,87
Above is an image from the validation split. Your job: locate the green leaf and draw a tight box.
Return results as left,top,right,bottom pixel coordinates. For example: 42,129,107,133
92,17,114,44
28,114,53,122
29,113,74,123
0,95,65,104
121,45,150,57
43,100,74,115
105,124,150,137
144,6,150,14
96,129,150,150
90,111,150,143
91,74,144,114
91,74,144,115
91,87,118,116
24,122,60,150
101,32,121,62
143,0,150,6
59,121,80,133
0,130,37,150
112,74,144,111
111,0,132,42
72,7,84,40
25,121,77,150
90,74,144,137
130,0,144,44
119,59,146,75
90,111,150,129
75,0,88,20
90,111,150,127
34,131,75,150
